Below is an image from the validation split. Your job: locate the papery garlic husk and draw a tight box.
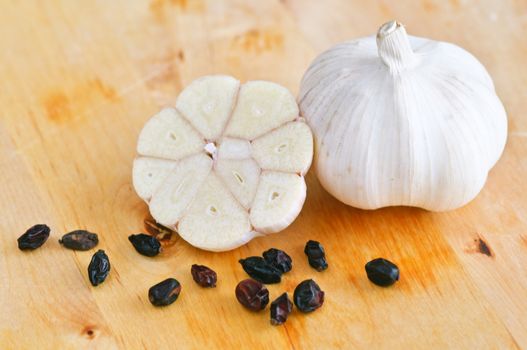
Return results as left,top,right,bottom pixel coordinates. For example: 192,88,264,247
299,21,507,211
133,75,313,251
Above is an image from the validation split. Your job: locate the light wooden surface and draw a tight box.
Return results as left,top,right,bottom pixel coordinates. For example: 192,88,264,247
0,1,526,349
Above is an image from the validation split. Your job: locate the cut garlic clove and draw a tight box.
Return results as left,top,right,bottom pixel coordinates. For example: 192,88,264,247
250,171,306,234
133,157,178,201
224,81,298,140
178,173,254,251
251,121,313,175
215,158,261,209
217,137,252,160
149,153,212,227
176,75,239,140
137,107,205,161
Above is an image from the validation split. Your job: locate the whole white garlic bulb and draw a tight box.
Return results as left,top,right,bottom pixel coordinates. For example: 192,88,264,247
299,21,507,211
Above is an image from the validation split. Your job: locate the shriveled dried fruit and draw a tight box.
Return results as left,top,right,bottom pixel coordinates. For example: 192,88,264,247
88,250,110,286
293,279,324,313
144,218,174,241
149,278,182,306
132,76,314,252
262,248,292,273
365,258,399,287
270,292,293,325
59,230,98,250
304,240,328,271
239,256,282,284
17,224,50,250
128,233,161,257
235,278,269,311
191,264,217,288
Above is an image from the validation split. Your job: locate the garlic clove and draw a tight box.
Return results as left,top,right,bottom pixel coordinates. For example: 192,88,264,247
251,121,313,175
175,75,240,140
215,158,261,209
137,107,205,161
133,157,177,201
224,81,298,140
178,173,254,252
216,137,252,160
148,153,212,226
250,171,306,234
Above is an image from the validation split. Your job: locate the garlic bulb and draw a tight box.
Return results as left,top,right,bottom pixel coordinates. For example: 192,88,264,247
133,75,313,251
299,21,507,211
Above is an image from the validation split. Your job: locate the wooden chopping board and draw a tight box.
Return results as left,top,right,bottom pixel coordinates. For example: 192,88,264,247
1,1,526,348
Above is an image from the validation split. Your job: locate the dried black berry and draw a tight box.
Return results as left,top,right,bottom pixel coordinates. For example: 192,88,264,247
262,248,292,273
191,264,217,288
239,256,282,284
293,279,324,313
235,279,269,311
128,233,161,257
270,292,293,325
304,240,328,271
149,278,181,306
59,230,98,250
17,224,50,250
365,258,399,287
88,250,110,286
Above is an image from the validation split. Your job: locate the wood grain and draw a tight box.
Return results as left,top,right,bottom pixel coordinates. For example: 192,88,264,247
0,0,525,349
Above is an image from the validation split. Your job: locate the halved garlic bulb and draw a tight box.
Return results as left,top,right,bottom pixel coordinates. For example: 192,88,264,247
133,75,313,251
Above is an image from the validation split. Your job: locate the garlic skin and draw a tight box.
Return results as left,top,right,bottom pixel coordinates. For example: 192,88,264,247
299,21,507,211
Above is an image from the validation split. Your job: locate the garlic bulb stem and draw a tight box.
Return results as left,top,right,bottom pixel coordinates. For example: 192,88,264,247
376,21,417,73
